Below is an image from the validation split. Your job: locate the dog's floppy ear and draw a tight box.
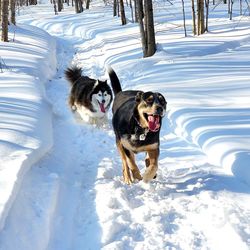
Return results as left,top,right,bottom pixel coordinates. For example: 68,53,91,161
135,91,144,103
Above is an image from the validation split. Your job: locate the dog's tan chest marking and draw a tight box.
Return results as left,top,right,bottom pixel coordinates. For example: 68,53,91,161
121,138,158,153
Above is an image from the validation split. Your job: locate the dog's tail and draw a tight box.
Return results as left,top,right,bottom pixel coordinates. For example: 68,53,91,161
107,66,122,96
65,66,82,85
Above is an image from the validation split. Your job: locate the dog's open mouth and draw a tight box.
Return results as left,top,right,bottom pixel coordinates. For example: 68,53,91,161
98,102,106,113
145,114,160,132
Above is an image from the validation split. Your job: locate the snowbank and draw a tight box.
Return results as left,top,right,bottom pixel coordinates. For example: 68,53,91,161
0,24,56,230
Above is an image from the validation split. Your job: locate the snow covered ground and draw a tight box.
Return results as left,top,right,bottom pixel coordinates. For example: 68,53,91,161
0,1,250,249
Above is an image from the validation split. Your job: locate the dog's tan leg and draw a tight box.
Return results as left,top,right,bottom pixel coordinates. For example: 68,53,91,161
145,152,150,168
145,152,157,179
117,141,133,184
143,149,159,183
125,151,142,181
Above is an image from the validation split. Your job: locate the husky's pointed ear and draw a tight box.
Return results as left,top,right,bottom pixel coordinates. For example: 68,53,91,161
135,91,144,103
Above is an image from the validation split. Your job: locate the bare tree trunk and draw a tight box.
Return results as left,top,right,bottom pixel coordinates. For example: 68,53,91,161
130,0,134,22
10,0,16,24
197,0,205,35
113,0,117,16
75,0,78,12
1,0,9,41
134,0,138,22
181,0,187,37
79,0,83,12
137,0,147,56
144,0,156,56
117,0,120,17
86,0,90,9
53,0,58,14
228,0,233,20
205,0,209,31
29,0,37,5
58,0,63,11
120,0,126,25
191,0,197,35
0,0,2,23
136,0,156,57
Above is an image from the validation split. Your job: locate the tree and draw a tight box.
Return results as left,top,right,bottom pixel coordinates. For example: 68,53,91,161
137,0,147,56
57,0,63,12
191,0,197,35
129,0,134,22
10,0,16,24
228,0,233,20
205,0,209,31
74,0,83,13
181,0,187,37
86,0,90,9
53,0,58,14
113,0,117,16
134,0,138,22
137,0,156,57
197,0,205,35
144,0,156,56
1,0,9,41
120,0,126,25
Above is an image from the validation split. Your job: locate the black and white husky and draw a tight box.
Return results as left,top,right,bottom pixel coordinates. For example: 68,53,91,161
65,66,113,126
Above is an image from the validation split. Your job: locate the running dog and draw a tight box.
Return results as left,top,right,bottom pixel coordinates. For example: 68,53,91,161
108,67,167,184
65,66,113,126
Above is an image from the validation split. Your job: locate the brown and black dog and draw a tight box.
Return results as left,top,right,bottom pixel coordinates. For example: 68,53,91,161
108,67,167,184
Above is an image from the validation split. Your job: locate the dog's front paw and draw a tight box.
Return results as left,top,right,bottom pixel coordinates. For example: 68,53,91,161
123,171,133,185
143,166,157,183
124,176,133,185
132,169,142,181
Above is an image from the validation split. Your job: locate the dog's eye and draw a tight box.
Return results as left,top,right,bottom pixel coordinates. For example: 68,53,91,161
146,97,154,103
158,95,165,105
98,93,102,97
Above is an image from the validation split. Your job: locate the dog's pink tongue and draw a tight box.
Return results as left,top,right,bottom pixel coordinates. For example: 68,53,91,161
100,103,106,113
148,115,160,132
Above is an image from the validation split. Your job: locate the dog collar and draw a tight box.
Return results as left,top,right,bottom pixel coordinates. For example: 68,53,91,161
131,116,150,141
131,126,149,141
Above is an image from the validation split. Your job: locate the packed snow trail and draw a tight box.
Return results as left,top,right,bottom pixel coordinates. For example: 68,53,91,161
0,35,101,249
0,2,250,250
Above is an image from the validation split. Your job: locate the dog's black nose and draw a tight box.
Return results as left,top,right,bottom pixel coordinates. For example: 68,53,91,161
102,100,105,103
156,106,163,115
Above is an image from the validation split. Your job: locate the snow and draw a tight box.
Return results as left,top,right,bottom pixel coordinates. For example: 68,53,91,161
0,24,56,231
0,1,250,249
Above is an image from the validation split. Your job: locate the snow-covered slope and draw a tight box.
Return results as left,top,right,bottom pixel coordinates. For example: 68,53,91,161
0,1,250,249
0,24,56,231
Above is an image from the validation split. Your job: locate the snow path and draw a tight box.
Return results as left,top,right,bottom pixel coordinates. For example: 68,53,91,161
1,3,250,250
0,36,104,249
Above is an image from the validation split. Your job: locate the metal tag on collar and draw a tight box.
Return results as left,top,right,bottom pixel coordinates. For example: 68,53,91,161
139,128,149,141
139,134,146,141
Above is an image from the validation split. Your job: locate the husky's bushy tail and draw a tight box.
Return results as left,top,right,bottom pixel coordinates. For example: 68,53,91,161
107,66,122,96
65,66,82,85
